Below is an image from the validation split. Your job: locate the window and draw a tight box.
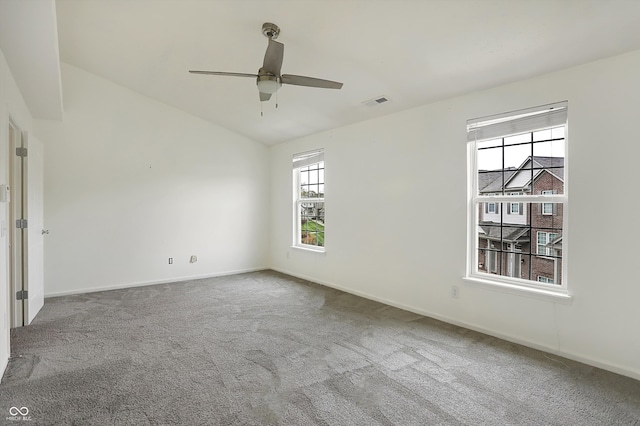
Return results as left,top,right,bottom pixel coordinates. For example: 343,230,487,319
509,193,521,214
537,231,558,256
293,150,325,250
541,190,554,215
467,101,567,293
485,194,498,215
487,244,497,273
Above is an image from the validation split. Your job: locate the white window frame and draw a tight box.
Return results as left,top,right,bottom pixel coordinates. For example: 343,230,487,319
293,150,325,252
465,102,570,300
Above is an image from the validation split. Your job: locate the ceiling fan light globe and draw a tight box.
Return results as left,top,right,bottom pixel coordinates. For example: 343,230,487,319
257,78,281,94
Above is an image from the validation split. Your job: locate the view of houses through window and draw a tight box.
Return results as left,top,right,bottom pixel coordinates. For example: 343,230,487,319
476,127,565,285
468,102,567,289
293,150,325,249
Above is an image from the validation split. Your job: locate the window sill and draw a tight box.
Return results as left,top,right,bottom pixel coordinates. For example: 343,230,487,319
463,275,572,304
291,245,326,254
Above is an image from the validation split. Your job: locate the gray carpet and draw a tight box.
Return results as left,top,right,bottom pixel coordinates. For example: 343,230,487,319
1,270,639,425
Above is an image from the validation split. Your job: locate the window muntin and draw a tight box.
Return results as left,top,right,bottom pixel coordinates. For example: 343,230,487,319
468,102,567,292
293,150,325,250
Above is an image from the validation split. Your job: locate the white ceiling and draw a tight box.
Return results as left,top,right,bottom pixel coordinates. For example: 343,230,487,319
8,1,640,145
0,0,63,120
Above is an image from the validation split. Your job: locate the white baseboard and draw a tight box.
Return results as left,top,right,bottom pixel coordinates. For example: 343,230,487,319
45,267,268,298
270,267,640,382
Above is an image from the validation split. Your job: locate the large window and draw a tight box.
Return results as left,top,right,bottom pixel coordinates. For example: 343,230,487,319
293,150,325,250
467,102,568,293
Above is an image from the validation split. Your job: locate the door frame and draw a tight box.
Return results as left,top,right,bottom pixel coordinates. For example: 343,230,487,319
8,118,25,327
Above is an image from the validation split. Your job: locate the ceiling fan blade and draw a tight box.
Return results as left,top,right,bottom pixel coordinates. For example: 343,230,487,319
281,74,343,89
259,91,272,102
263,38,284,75
189,70,258,78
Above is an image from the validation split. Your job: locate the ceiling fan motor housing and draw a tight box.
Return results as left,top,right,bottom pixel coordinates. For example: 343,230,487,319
262,22,280,39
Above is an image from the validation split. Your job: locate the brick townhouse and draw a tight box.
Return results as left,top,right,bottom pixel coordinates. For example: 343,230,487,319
477,156,564,284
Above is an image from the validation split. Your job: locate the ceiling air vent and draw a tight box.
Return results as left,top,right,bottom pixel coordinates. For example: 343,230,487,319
362,96,390,108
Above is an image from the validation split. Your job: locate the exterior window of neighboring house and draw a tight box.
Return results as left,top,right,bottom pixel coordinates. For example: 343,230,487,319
293,150,325,251
542,190,554,215
466,101,568,294
487,244,497,273
509,193,520,214
537,231,558,256
485,194,498,214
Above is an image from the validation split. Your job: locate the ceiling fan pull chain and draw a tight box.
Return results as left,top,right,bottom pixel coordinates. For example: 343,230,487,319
276,91,278,109
261,101,264,117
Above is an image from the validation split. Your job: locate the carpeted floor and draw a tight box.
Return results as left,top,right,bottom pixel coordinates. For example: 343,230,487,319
1,270,639,425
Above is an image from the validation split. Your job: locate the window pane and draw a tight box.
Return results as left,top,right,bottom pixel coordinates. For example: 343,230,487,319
477,138,502,149
503,144,530,169
477,146,502,173
504,132,530,146
533,128,551,142
300,201,325,247
551,126,565,139
300,161,325,198
309,170,318,184
477,199,563,284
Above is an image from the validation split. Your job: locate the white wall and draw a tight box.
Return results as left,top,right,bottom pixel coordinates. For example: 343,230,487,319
35,64,269,296
269,49,640,380
0,48,35,376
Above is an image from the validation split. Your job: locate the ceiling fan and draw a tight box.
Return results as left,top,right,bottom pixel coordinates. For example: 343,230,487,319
189,22,343,103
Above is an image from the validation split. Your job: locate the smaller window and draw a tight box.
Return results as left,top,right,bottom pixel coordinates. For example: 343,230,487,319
537,231,558,256
509,192,520,214
542,190,553,215
487,244,497,273
537,276,554,284
488,202,496,214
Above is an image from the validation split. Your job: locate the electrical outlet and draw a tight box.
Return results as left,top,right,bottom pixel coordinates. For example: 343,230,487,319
168,257,173,264
190,255,197,263
451,286,459,299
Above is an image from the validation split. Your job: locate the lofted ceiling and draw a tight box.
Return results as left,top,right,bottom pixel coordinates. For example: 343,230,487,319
0,0,63,120
9,1,640,145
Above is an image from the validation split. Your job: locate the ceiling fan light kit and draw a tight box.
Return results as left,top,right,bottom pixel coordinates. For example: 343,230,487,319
256,74,281,94
189,22,343,105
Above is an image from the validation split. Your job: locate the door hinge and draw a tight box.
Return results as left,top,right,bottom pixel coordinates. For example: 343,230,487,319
16,290,28,300
16,219,28,229
16,147,28,157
